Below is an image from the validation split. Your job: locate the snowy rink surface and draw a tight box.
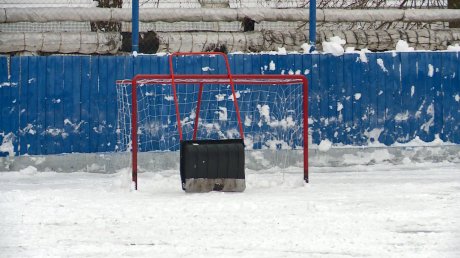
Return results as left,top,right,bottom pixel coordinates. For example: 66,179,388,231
1,163,459,258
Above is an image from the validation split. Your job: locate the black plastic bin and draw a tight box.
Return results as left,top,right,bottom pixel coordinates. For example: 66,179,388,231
180,139,245,192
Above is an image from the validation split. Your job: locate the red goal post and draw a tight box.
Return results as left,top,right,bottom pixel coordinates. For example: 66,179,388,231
117,52,309,190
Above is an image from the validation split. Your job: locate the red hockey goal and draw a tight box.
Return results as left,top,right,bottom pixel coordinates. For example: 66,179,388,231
116,52,309,190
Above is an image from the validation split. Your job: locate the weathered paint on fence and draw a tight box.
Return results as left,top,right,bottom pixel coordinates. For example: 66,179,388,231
0,52,459,156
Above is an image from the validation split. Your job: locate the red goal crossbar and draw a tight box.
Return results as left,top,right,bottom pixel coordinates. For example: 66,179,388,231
119,52,309,190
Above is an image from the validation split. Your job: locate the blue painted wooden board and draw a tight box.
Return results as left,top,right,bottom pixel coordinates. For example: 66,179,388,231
452,52,460,143
89,56,99,153
0,56,12,157
374,53,388,144
62,56,74,154
26,57,39,155
431,53,444,140
18,57,29,155
1,52,460,157
97,57,109,153
9,57,20,155
80,57,91,153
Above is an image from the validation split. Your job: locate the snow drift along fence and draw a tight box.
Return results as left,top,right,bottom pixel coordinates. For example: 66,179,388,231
0,52,459,157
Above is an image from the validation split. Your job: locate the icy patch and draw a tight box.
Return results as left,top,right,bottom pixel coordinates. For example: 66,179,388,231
428,64,434,77
411,86,415,97
269,61,276,71
304,69,310,75
318,139,332,152
376,58,388,73
455,94,460,102
19,166,38,175
132,51,138,57
164,95,174,101
322,36,346,56
395,40,414,51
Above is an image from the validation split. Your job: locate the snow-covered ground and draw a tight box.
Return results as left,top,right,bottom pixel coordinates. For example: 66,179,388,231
0,163,459,257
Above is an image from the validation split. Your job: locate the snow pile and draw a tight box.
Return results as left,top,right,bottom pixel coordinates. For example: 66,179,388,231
300,43,312,53
344,148,395,165
354,93,362,100
393,134,444,147
428,64,434,77
318,139,332,152
111,167,135,191
1,164,459,257
277,47,287,55
358,48,371,62
19,166,37,175
395,40,414,52
269,60,276,71
322,36,346,56
447,44,460,51
344,47,372,62
0,132,15,157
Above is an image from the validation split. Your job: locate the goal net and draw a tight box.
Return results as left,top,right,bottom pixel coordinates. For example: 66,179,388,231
116,52,308,190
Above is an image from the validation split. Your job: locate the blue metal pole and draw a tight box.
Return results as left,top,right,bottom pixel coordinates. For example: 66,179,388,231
309,0,316,52
132,0,139,53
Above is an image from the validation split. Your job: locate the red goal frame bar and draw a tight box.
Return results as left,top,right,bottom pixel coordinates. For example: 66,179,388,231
118,52,309,190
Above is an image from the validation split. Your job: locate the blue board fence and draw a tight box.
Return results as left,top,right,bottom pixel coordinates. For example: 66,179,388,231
0,52,459,156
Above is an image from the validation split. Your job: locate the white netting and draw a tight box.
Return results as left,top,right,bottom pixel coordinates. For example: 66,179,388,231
116,79,305,155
